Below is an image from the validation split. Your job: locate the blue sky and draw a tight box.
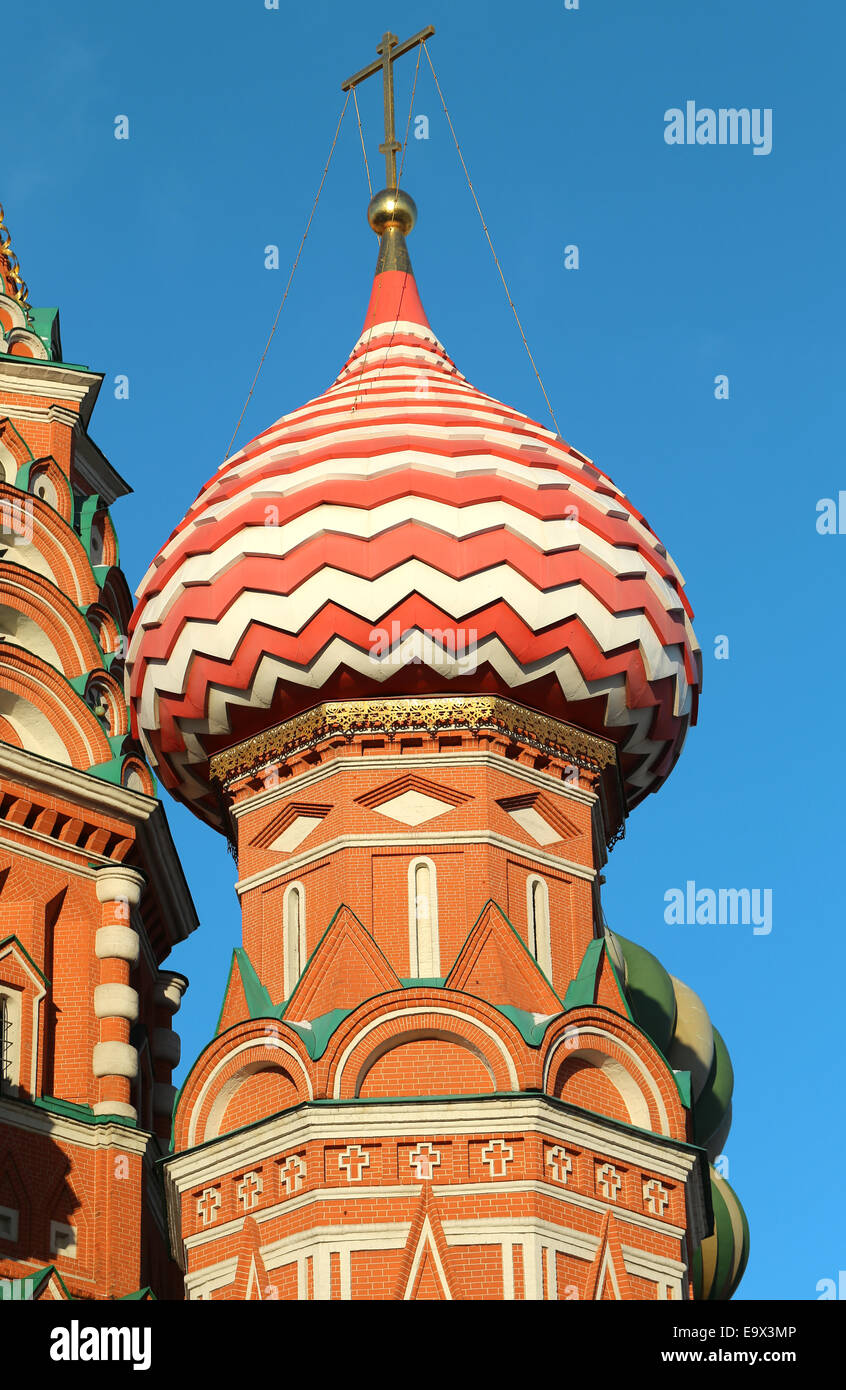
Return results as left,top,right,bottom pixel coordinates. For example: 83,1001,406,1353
5,0,843,1300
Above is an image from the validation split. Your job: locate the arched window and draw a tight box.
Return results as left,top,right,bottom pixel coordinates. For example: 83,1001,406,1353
0,440,17,485
408,857,440,977
526,875,552,977
89,515,104,565
283,883,306,997
29,469,59,511
0,987,21,1095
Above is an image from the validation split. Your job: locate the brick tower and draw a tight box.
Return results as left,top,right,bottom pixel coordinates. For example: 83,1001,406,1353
0,203,197,1301
127,32,749,1302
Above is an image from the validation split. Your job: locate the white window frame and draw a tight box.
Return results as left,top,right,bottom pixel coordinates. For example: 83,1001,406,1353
282,883,306,998
408,857,441,977
526,875,552,978
49,1221,77,1260
0,1204,19,1242
0,987,22,1096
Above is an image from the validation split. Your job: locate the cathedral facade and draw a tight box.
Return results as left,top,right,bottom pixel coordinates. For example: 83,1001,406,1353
0,39,748,1300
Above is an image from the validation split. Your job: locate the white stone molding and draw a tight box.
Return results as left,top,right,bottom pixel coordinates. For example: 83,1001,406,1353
92,1041,138,1079
94,924,140,963
93,983,139,1022
338,1145,370,1182
236,829,594,896
236,1171,263,1211
152,1027,181,1067
229,750,598,820
0,1093,152,1155
481,1138,514,1178
154,971,189,1013
526,874,552,977
282,882,306,999
94,864,145,906
92,1099,137,1120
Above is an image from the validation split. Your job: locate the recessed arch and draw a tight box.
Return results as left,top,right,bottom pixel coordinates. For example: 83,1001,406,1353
84,669,128,738
183,1034,313,1149
0,648,113,768
0,563,103,676
550,1047,651,1128
355,1027,496,1099
331,1006,519,1099
283,882,306,998
408,856,440,976
526,874,552,977
207,1059,302,1139
0,481,98,605
29,461,72,522
544,1025,673,1135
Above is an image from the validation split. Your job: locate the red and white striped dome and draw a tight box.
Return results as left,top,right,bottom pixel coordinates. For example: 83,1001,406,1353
127,234,701,828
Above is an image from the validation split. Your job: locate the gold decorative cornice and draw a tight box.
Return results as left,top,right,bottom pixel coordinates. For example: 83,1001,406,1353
209,694,617,787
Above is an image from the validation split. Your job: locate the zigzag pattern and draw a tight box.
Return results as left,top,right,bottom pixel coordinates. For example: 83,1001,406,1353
128,269,702,827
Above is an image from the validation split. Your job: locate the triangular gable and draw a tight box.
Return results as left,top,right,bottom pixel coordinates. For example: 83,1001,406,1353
216,948,275,1034
563,938,632,1020
594,945,634,1017
445,901,561,1015
356,773,471,813
250,800,331,853
0,1265,73,1301
42,1269,73,1301
0,930,50,989
0,418,34,472
393,1185,455,1301
284,905,401,1022
583,1212,632,1301
230,1218,271,1301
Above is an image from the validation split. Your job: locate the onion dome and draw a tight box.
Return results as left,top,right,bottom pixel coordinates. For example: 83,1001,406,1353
606,930,735,1161
128,192,701,828
692,1167,750,1300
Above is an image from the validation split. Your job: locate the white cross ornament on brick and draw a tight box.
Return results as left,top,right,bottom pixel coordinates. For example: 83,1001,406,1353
409,1142,441,1180
643,1178,670,1217
279,1154,306,1196
236,1170,263,1211
197,1187,221,1226
338,1145,370,1183
596,1163,622,1202
546,1145,573,1185
481,1138,514,1178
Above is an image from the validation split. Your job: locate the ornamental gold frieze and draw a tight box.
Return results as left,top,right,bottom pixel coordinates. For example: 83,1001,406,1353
209,694,617,787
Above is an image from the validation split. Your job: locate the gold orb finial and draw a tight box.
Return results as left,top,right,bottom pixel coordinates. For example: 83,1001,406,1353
367,188,417,236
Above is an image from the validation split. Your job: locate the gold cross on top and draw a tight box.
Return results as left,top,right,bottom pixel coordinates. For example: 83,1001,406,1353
342,25,435,190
